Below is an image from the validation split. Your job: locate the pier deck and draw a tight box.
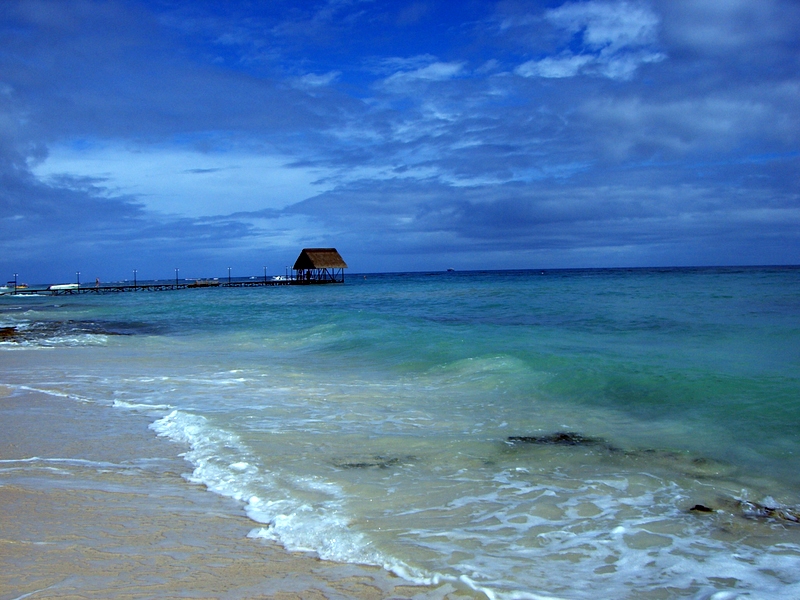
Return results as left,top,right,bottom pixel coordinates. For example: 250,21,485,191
4,279,308,296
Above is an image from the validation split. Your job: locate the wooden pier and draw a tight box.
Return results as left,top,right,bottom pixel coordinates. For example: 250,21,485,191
6,279,303,296
3,248,348,297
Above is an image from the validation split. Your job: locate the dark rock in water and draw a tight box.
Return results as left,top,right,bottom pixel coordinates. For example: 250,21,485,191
507,432,601,446
332,455,414,470
506,432,620,452
688,499,800,524
506,432,800,525
737,499,800,523
0,320,166,344
506,433,798,525
338,458,399,469
506,432,732,478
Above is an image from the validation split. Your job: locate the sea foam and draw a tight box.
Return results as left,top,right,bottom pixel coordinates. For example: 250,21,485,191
148,408,434,582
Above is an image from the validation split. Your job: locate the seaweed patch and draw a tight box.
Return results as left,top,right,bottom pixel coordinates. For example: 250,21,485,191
688,497,800,524
0,320,165,345
504,431,734,477
506,431,621,452
332,455,416,470
737,498,800,523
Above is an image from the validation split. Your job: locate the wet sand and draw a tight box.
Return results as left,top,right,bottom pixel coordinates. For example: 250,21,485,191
0,387,464,599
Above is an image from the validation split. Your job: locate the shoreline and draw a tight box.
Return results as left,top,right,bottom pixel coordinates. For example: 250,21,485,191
0,387,463,599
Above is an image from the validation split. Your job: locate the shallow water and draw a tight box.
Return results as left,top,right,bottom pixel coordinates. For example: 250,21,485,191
2,267,800,599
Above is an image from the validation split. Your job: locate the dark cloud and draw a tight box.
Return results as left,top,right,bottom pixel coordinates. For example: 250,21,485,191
282,149,800,267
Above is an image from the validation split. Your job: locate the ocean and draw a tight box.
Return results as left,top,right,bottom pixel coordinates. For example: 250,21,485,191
2,267,800,599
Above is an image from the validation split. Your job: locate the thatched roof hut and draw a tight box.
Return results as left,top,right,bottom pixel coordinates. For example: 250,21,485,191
292,248,348,283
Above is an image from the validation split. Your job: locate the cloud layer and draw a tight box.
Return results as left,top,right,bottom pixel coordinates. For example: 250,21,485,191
1,0,798,281
516,1,666,80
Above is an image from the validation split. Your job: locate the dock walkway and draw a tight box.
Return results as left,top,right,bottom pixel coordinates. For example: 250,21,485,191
6,279,301,296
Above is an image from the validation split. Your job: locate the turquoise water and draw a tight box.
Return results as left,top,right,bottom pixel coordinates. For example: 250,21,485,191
2,267,800,599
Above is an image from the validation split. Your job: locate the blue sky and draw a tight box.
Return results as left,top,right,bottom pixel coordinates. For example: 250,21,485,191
1,0,799,282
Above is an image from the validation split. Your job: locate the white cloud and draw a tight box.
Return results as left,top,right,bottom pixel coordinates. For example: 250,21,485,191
32,143,335,217
516,55,593,78
296,70,341,88
382,60,465,87
548,0,660,52
517,0,666,80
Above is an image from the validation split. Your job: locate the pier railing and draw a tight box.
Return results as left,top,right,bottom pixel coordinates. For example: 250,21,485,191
5,278,302,296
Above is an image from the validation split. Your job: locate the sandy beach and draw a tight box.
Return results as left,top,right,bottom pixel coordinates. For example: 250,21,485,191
0,386,459,600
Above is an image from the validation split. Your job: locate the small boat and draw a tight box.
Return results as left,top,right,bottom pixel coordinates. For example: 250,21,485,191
48,283,79,290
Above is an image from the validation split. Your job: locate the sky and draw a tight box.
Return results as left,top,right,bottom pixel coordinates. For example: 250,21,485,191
1,0,799,282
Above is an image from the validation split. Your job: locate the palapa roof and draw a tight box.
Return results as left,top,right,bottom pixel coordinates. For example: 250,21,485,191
293,248,348,270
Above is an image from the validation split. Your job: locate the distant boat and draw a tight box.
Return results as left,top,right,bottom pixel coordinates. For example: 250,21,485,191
447,268,455,272
48,283,79,290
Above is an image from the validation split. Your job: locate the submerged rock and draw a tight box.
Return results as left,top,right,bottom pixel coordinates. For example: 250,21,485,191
688,498,800,524
0,320,165,344
506,432,613,448
332,455,415,470
505,431,733,477
506,431,798,524
737,499,800,523
505,432,625,456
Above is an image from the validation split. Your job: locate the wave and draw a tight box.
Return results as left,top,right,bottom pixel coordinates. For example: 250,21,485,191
0,318,166,349
112,399,174,412
147,409,457,590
